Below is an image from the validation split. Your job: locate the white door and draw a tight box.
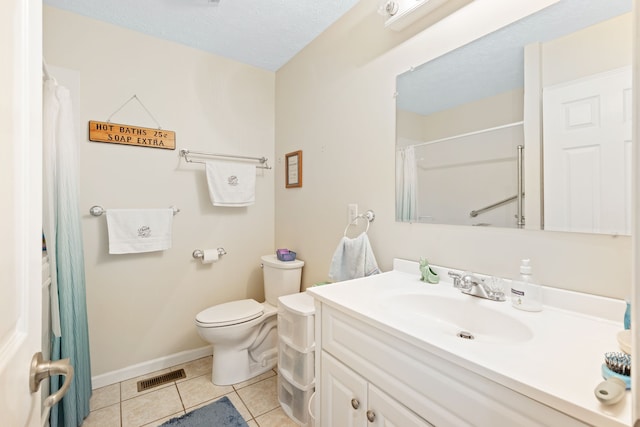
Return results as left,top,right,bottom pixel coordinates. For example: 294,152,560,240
0,0,43,426
543,67,632,234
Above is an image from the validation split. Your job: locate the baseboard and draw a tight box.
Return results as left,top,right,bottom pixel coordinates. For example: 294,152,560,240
91,345,213,389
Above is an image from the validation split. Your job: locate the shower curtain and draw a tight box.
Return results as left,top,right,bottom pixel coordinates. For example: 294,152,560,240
395,145,418,222
43,75,92,427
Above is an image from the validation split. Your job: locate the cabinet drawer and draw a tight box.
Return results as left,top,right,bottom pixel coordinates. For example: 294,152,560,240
321,305,587,427
279,341,315,387
278,371,314,426
277,298,314,352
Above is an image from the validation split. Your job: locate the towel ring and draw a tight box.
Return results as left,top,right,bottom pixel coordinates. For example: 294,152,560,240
343,210,375,237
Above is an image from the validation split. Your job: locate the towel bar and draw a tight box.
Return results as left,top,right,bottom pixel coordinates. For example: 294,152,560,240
180,149,271,170
89,205,180,216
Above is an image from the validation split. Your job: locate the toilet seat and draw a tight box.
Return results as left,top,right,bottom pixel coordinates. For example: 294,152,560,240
196,299,264,327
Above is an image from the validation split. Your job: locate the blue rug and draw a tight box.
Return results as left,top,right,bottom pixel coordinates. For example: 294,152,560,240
160,396,248,427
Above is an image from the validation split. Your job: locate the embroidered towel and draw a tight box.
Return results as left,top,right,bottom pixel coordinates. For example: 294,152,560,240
328,233,380,282
205,160,256,207
106,209,173,254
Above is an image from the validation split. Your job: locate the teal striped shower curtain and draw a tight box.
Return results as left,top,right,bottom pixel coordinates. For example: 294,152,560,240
43,77,92,427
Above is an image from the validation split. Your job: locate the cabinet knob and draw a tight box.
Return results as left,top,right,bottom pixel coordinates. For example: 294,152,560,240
351,398,360,409
366,410,376,422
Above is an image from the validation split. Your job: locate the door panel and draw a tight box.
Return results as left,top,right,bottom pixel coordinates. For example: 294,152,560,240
543,67,631,234
0,0,43,425
321,352,367,427
369,384,433,427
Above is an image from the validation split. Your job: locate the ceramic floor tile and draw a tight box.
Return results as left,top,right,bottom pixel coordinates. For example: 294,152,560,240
140,411,185,427
86,359,299,427
233,369,276,391
82,403,121,427
255,406,300,427
179,392,253,423
174,356,212,383
236,376,279,417
120,368,172,400
121,385,184,427
177,374,234,409
90,383,120,411
223,391,253,421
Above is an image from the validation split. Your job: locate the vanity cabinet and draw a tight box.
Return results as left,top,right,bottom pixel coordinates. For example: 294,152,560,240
315,304,589,427
321,351,432,427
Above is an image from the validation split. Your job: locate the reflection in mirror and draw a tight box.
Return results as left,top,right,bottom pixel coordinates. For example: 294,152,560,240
395,0,632,234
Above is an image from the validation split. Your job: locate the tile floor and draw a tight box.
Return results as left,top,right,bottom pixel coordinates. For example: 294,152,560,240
84,356,299,427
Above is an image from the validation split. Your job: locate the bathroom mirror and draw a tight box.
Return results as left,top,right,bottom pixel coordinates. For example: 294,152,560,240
395,0,632,234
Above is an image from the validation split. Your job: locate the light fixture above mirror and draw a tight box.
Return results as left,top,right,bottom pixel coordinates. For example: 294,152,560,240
381,0,461,31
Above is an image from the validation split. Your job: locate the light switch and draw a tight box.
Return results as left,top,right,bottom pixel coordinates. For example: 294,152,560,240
348,204,358,224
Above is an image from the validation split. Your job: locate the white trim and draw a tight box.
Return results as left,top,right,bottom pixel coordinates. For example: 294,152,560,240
91,346,213,389
631,0,639,423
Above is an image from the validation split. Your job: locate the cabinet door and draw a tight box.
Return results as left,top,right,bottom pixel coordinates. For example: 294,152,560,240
368,384,434,427
321,352,368,427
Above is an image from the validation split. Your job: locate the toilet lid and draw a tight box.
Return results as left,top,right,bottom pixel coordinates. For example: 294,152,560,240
196,299,264,327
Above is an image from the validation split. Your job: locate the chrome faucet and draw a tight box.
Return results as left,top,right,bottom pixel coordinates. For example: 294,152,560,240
447,271,506,302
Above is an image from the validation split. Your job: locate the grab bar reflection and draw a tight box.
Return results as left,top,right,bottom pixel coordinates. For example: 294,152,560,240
468,145,525,228
469,195,520,218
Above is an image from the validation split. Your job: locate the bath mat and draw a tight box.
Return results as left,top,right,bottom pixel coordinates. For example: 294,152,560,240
159,396,248,427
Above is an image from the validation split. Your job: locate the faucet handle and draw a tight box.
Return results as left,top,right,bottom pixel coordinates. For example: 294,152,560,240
448,271,462,288
459,273,481,291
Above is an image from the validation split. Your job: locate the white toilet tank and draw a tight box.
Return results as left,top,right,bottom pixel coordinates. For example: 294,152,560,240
261,255,304,305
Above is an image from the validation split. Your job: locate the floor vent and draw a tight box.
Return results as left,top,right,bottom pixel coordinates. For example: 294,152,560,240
137,369,186,392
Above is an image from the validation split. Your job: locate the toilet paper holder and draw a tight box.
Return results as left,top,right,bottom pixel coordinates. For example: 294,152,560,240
192,248,227,259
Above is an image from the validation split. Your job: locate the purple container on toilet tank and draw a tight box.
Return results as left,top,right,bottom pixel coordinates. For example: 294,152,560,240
276,249,297,261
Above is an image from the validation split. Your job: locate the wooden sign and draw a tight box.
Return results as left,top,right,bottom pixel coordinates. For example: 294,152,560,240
88,121,176,150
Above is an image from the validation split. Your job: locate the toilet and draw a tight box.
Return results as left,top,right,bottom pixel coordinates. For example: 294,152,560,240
195,254,304,385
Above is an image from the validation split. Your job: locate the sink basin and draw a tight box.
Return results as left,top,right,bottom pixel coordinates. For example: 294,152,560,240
385,294,534,344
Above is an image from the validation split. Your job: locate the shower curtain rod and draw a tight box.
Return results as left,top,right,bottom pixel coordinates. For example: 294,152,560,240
407,121,524,149
179,149,271,169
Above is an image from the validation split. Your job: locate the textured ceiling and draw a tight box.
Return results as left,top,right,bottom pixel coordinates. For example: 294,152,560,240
43,0,360,71
397,0,632,116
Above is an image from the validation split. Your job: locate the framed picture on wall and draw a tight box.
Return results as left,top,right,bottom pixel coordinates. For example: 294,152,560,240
285,150,302,188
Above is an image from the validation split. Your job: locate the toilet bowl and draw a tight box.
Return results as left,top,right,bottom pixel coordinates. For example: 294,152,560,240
196,255,304,385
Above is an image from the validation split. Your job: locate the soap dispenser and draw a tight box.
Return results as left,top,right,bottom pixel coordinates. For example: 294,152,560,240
510,259,543,312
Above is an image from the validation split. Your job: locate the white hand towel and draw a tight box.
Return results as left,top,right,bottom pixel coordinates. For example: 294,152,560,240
106,209,173,254
328,233,380,282
205,160,256,207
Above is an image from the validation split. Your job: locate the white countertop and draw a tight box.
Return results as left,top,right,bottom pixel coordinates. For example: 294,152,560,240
307,259,631,427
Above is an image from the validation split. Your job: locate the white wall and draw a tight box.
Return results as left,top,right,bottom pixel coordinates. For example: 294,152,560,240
44,6,276,377
274,0,631,299
542,13,632,87
419,89,524,141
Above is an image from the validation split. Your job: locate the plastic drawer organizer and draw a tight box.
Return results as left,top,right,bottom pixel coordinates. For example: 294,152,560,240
277,292,316,426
